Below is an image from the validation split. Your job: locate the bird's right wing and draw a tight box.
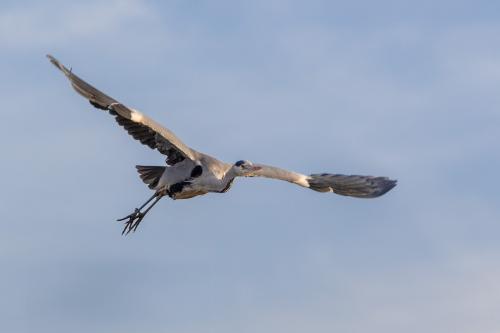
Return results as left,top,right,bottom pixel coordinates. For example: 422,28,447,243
47,55,198,165
251,164,396,198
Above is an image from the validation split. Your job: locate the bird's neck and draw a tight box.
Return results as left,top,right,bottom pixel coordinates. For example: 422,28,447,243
219,168,238,192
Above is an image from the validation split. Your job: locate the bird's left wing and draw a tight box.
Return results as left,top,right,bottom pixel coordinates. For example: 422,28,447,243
250,164,396,198
47,55,198,165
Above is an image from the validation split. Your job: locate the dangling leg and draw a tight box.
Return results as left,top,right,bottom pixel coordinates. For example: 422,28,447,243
117,190,166,235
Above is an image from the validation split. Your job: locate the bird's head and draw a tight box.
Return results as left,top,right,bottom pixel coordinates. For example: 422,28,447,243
232,160,262,176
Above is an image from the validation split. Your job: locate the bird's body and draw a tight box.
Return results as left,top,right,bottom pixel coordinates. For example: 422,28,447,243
151,155,231,199
48,55,397,234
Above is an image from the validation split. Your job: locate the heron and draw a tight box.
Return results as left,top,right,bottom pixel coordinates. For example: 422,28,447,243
47,55,397,235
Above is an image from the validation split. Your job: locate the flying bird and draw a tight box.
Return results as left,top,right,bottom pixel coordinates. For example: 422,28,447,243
47,55,397,235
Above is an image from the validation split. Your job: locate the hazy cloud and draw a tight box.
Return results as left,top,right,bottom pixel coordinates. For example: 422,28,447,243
0,0,153,48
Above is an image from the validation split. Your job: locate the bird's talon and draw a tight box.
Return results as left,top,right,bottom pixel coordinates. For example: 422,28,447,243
118,209,145,235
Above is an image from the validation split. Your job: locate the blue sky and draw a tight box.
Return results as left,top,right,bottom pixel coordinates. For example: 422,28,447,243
1,1,500,332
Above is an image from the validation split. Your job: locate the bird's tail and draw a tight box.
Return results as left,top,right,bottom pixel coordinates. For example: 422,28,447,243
136,165,166,189
307,173,397,198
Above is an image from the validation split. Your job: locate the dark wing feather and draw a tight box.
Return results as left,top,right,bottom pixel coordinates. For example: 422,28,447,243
308,174,397,198
115,116,157,149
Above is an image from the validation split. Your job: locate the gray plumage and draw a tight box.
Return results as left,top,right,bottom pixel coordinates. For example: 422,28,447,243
47,54,197,164
47,55,397,234
308,174,397,198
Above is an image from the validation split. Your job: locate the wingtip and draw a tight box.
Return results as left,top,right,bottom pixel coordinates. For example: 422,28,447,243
46,54,58,66
376,177,397,197
47,54,70,75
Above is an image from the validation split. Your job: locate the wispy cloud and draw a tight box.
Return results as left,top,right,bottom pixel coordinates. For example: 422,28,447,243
0,0,153,48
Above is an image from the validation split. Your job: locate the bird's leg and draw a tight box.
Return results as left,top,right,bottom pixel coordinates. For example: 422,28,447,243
130,196,162,233
117,191,165,235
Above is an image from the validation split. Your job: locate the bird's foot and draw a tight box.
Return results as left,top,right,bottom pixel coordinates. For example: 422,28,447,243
117,208,145,235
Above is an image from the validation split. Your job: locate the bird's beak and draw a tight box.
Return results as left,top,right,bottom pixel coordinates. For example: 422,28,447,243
250,166,262,171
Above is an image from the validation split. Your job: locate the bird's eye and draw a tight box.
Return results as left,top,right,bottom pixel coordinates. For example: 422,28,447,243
235,160,245,167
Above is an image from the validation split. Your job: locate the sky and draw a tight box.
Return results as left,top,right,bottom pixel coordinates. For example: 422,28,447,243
1,0,500,332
